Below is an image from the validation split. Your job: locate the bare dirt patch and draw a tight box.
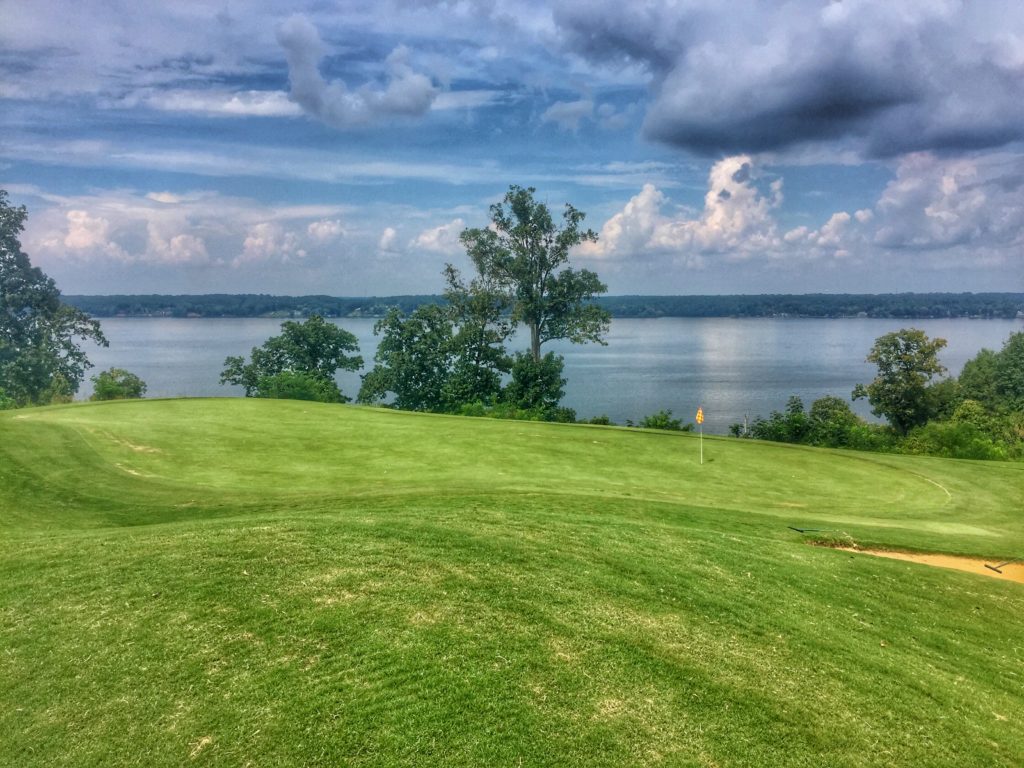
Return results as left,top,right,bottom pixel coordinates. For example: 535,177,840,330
835,547,1023,583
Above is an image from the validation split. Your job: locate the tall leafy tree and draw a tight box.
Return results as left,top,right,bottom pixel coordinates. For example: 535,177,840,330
359,268,513,412
220,315,361,402
853,328,947,434
1,190,107,405
358,305,457,412
441,264,512,406
993,332,1024,411
459,185,610,363
958,348,1000,410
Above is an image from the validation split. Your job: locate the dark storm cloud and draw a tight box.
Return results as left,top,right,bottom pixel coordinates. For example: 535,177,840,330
553,0,1024,157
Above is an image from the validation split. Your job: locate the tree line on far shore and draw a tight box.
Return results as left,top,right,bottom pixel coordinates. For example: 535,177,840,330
64,291,1024,320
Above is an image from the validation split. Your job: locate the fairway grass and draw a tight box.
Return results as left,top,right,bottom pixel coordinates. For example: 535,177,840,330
1,399,1022,766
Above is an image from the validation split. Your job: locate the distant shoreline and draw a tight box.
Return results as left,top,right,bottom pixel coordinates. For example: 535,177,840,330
64,292,1024,320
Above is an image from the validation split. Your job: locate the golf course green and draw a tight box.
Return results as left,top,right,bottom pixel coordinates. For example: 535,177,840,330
1,399,1022,766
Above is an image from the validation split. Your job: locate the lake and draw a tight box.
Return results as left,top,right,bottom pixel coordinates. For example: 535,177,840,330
80,317,1022,433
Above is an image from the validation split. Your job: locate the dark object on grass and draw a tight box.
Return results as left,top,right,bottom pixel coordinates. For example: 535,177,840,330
984,557,1021,574
788,526,841,534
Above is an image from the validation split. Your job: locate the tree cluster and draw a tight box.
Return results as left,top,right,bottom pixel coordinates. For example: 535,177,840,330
734,328,1024,460
217,187,609,418
220,315,362,403
357,186,609,421
90,368,147,401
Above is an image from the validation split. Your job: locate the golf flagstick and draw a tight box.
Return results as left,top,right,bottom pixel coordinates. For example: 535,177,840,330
696,407,704,465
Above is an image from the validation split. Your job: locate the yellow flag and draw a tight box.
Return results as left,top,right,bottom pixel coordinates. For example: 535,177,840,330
696,407,704,424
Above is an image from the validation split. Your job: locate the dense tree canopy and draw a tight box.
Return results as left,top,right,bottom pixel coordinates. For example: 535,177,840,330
358,305,460,412
853,328,947,435
1,190,107,406
358,269,513,412
90,368,147,401
220,315,361,402
459,185,610,362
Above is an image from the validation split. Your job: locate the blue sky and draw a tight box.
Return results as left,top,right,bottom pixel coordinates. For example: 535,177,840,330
2,0,1022,296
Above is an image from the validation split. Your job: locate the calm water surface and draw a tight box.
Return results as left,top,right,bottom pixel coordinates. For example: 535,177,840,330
82,317,1022,433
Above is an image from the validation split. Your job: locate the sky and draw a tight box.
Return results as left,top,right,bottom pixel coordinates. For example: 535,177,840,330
1,0,1023,296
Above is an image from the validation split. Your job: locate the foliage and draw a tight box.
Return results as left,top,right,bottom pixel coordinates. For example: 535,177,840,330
748,396,811,443
638,409,692,431
902,421,1007,461
254,371,343,403
90,368,147,401
503,351,566,414
0,388,14,410
806,395,860,447
993,332,1024,411
852,328,948,435
0,190,107,405
440,265,512,406
731,331,1023,462
958,348,1000,410
358,305,458,412
737,394,901,453
460,185,610,362
454,400,577,423
359,268,513,413
220,314,361,401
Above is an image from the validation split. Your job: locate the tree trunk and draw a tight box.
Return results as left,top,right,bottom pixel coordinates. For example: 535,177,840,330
530,323,541,362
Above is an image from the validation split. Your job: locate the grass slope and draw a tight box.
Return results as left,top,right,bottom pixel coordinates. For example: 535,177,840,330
1,399,1022,767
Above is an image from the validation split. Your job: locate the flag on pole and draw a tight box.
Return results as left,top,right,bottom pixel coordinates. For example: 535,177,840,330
696,407,704,464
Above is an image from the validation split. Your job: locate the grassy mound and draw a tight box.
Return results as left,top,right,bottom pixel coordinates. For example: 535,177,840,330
1,399,1022,766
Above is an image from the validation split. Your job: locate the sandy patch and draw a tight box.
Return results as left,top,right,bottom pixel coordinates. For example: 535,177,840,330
837,547,1023,583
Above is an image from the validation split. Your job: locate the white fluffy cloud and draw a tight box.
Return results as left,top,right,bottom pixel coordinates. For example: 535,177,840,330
307,219,346,243
412,218,465,255
378,227,399,253
22,190,354,271
584,151,1024,281
584,156,783,263
235,223,306,268
872,153,1024,252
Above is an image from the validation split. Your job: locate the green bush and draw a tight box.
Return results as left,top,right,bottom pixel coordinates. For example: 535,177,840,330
504,351,566,412
90,368,147,401
255,371,342,403
903,421,1006,461
807,396,861,447
749,396,808,443
638,410,692,431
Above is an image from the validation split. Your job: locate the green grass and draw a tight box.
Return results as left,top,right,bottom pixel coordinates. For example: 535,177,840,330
1,399,1022,767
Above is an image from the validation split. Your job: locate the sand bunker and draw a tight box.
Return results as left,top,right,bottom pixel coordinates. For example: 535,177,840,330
836,547,1024,583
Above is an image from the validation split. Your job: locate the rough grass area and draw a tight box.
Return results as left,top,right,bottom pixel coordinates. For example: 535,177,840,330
1,399,1022,766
